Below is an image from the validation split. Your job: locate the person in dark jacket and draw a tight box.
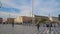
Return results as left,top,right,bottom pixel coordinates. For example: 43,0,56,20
46,23,52,34
36,21,40,31
12,22,14,27
46,24,49,27
46,23,52,27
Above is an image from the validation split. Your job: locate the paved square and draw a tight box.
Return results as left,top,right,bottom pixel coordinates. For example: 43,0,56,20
0,24,60,34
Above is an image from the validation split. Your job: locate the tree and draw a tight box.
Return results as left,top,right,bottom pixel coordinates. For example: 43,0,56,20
35,17,48,24
38,18,47,24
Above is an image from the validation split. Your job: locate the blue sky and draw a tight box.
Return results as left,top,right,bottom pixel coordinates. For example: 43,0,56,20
0,7,20,13
0,0,60,18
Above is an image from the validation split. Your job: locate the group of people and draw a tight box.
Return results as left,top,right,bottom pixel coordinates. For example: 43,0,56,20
36,23,53,31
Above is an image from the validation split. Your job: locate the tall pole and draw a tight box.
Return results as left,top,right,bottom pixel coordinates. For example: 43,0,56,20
0,1,2,24
48,11,51,34
0,1,2,17
32,0,33,23
32,0,34,24
9,13,10,24
0,1,2,8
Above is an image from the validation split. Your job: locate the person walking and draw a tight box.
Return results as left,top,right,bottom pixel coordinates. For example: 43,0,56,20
45,23,50,34
46,23,52,34
12,22,14,27
36,21,40,31
37,23,40,31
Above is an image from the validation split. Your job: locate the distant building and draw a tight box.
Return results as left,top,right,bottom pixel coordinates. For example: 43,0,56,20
14,16,32,24
6,18,14,24
51,17,59,23
34,15,49,23
0,18,3,24
34,15,59,23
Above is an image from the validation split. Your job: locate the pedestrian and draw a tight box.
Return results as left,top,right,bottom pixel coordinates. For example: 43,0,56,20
50,23,52,27
36,21,40,31
12,22,14,27
46,23,49,27
45,23,50,33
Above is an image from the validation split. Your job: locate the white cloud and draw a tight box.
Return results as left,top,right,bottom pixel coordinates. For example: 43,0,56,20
0,0,60,18
34,0,60,16
0,0,32,18
0,11,19,18
19,6,32,16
